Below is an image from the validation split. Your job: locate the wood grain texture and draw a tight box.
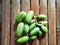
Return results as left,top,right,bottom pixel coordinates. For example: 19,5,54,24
57,31,60,45
11,0,20,45
31,0,39,45
22,0,30,45
57,0,60,45
40,0,47,14
2,0,10,45
57,0,60,25
57,27,60,32
22,0,30,13
57,0,60,31
39,0,48,45
48,0,56,45
31,0,39,16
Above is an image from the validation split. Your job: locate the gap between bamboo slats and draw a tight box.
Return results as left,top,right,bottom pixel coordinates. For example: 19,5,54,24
57,0,60,45
48,0,56,45
11,0,20,45
39,0,48,45
2,0,10,45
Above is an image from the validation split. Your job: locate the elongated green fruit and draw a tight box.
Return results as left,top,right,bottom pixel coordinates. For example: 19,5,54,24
15,12,22,23
16,22,24,37
29,27,39,36
30,23,36,31
38,31,42,38
26,11,34,24
41,25,48,33
37,14,46,20
24,24,29,34
20,12,26,21
37,24,42,27
30,36,36,40
15,11,27,23
30,20,36,24
16,36,29,44
39,21,48,26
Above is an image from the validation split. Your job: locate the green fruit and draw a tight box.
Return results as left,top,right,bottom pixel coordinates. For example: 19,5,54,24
39,21,48,26
15,12,22,23
16,22,24,37
29,27,39,36
37,14,46,20
24,24,29,34
15,11,27,23
30,20,36,24
30,23,36,31
20,13,26,21
41,25,48,33
37,24,42,27
26,11,34,24
30,36,36,40
16,36,29,44
38,31,42,38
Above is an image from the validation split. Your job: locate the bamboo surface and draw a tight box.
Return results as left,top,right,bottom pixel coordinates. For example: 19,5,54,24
2,0,10,45
11,0,20,45
1,0,57,45
48,0,56,45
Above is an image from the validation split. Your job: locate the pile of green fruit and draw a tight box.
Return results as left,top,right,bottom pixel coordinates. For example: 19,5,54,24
15,11,48,44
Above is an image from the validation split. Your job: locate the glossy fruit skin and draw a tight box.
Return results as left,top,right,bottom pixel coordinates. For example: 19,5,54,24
15,12,22,23
41,25,48,33
16,36,29,44
15,11,27,23
16,22,24,37
30,23,36,31
26,11,34,24
30,20,36,24
21,13,26,21
38,31,42,38
37,14,46,20
37,24,42,27
24,24,29,34
39,21,48,26
29,27,40,36
30,36,36,40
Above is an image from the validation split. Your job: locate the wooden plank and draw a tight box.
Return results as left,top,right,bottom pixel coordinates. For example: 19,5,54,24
22,0,30,13
40,0,47,14
39,0,48,45
57,28,60,32
57,0,60,31
57,26,60,31
57,0,60,27
48,0,56,45
2,0,10,45
22,0,30,45
57,30,60,45
57,0,60,45
31,0,39,45
31,0,39,16
11,0,20,45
